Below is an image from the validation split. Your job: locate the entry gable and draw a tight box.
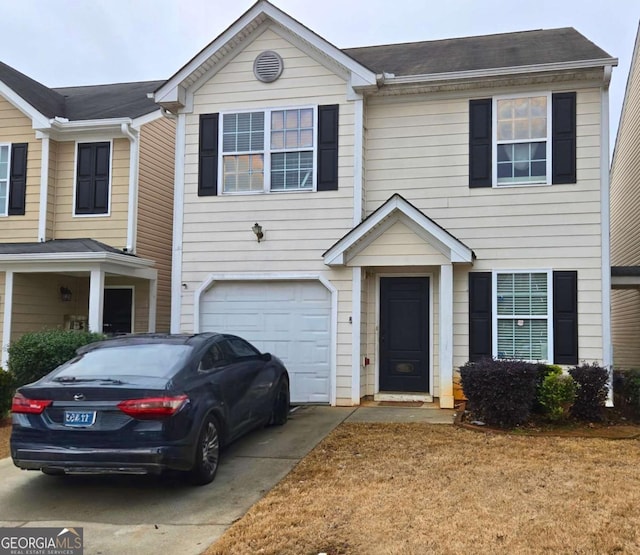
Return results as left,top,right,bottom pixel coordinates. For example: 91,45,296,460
323,194,475,266
154,0,377,112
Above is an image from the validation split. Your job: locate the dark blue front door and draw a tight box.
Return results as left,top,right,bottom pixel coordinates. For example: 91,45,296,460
379,277,430,392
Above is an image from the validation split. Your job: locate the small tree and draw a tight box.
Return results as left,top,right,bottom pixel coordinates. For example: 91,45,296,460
8,329,105,387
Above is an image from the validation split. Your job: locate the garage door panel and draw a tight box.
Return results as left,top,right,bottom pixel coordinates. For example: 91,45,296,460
200,281,331,404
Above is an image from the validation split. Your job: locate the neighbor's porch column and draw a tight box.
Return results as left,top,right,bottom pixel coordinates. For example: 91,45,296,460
1,271,14,367
88,268,105,333
148,277,157,332
439,263,454,408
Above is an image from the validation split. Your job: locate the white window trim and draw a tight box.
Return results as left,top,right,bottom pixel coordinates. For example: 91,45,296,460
0,143,11,217
492,269,554,363
492,92,552,188
72,139,113,218
217,105,318,195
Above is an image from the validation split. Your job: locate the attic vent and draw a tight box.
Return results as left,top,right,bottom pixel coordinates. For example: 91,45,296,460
254,51,283,83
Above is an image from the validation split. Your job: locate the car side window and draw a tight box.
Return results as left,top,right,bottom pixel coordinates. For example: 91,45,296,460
225,337,260,361
198,343,227,371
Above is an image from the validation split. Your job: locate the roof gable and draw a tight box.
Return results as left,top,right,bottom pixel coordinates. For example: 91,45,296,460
323,194,474,266
154,0,377,111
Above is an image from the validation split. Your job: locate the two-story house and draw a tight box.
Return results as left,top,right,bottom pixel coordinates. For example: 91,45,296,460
155,1,616,408
0,62,175,366
610,23,640,369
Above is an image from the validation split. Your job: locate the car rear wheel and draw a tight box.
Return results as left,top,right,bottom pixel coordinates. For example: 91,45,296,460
188,414,220,485
269,378,290,426
41,468,65,476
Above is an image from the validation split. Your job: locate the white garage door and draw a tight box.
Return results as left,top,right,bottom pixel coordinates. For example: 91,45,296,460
199,280,331,404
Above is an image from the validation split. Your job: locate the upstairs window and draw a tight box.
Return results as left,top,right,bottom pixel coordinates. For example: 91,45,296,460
0,143,28,216
495,95,549,185
75,141,111,216
0,145,9,215
221,107,315,193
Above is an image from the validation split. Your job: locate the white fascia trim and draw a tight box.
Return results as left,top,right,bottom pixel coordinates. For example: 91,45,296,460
171,113,186,333
383,58,619,87
0,81,50,129
193,272,338,406
0,251,154,267
601,78,613,405
121,123,140,253
38,133,50,242
324,195,473,265
154,1,376,107
353,96,364,226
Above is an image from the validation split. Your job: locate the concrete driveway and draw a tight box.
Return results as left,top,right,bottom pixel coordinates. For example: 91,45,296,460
0,406,354,555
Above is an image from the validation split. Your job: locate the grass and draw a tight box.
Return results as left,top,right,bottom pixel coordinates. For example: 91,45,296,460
206,422,640,555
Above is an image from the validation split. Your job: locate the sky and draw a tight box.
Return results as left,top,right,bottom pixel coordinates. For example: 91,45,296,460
1,0,638,149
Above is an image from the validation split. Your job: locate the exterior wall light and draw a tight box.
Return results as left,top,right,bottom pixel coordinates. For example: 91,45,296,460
252,222,264,242
60,286,72,302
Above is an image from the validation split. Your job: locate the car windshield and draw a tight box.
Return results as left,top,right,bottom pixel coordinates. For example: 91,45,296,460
54,344,193,379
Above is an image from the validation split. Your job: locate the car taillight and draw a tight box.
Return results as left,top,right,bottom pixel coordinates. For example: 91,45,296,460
117,395,188,419
11,392,53,414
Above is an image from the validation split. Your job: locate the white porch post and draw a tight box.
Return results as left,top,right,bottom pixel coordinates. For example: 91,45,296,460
1,271,14,368
351,267,362,405
439,263,454,408
88,268,105,333
148,277,157,332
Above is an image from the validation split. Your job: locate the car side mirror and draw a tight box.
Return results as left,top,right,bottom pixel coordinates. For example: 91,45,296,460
261,352,272,362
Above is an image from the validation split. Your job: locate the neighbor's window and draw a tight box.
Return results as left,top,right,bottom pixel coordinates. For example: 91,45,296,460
496,272,551,361
222,107,315,193
0,144,9,216
495,95,549,186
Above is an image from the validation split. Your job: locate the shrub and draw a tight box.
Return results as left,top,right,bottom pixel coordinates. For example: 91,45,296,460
537,372,576,421
569,363,609,421
459,358,540,428
613,368,640,422
8,329,105,387
0,369,15,418
531,364,563,414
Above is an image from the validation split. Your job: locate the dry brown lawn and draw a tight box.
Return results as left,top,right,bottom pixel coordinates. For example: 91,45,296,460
207,423,640,555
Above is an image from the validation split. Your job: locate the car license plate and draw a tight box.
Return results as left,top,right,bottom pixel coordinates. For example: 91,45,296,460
64,410,96,427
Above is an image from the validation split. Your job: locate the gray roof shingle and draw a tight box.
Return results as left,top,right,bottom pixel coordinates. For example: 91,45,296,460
344,28,613,76
0,238,130,255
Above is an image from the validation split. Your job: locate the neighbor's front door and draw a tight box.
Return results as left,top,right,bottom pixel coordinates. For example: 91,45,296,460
379,277,430,392
103,288,133,335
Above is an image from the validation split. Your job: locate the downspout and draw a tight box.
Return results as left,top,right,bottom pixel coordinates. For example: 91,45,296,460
121,123,139,253
37,132,50,242
600,65,613,406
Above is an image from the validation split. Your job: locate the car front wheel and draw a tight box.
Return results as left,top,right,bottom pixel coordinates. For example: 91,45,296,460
188,414,220,485
269,378,290,426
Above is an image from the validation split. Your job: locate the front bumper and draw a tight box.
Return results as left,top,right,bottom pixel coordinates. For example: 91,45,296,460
12,443,194,475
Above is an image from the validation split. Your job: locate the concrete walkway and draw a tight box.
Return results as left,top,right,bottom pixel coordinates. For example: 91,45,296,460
347,404,456,424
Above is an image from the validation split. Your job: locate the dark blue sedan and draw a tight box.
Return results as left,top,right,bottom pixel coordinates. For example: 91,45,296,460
10,333,290,485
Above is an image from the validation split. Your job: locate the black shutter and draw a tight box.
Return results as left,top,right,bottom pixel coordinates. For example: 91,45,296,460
469,272,493,361
8,143,28,215
317,104,339,191
469,99,492,188
553,270,578,365
552,92,576,184
76,142,110,215
199,113,219,196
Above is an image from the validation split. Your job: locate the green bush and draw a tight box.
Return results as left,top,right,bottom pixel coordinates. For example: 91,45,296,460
0,369,15,418
569,363,609,421
8,330,105,387
613,368,640,422
537,372,576,421
459,359,540,428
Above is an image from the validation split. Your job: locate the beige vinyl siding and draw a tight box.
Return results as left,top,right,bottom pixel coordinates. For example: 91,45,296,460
0,98,41,242
610,35,640,370
181,28,356,404
137,117,175,332
46,139,58,241
365,87,604,367
53,139,128,247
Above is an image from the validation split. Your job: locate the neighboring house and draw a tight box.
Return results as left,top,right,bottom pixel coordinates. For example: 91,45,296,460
155,1,616,407
0,62,175,366
610,23,640,369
